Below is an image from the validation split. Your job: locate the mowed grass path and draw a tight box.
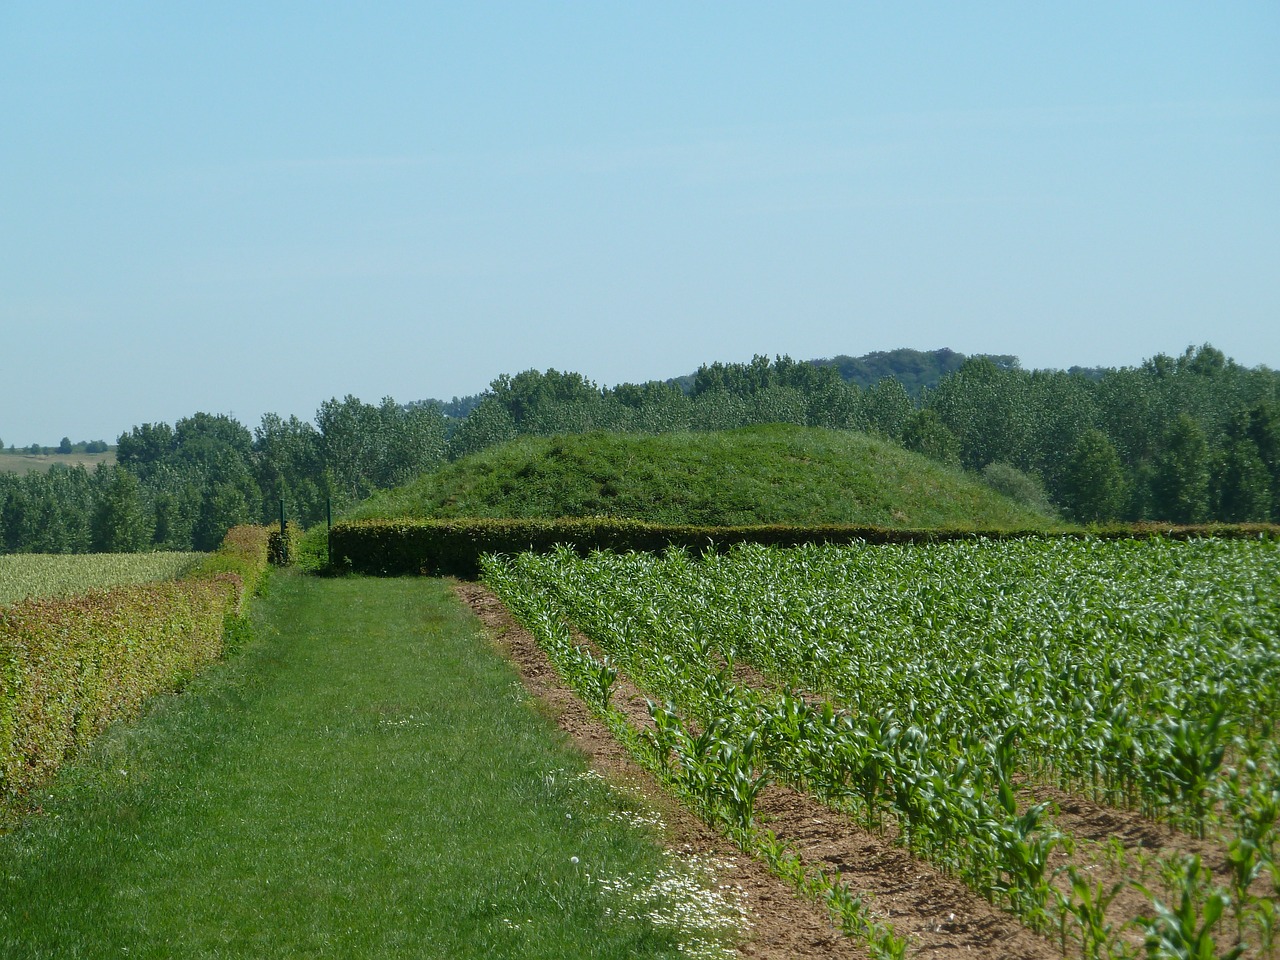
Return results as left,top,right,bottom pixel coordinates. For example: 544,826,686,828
0,574,697,959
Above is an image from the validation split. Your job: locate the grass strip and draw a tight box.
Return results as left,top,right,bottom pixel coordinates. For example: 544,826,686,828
0,573,721,959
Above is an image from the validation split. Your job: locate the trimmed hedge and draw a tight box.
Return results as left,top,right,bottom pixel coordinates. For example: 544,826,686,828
0,526,272,801
329,517,1280,580
190,524,272,607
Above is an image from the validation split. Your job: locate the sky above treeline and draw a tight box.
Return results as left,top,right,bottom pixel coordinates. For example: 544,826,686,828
2,3,1277,445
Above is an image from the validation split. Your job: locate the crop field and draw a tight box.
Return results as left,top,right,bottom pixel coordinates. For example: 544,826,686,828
0,450,115,476
0,552,203,604
483,537,1280,959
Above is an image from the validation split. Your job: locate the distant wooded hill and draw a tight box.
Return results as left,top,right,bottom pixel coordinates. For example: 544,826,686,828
811,348,1014,395
432,347,1014,412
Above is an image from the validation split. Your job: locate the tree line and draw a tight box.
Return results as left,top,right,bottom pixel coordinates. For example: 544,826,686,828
440,346,1280,525
0,399,451,554
2,343,1277,554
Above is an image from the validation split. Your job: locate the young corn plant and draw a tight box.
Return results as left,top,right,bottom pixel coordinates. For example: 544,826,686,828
1251,896,1276,960
1135,856,1244,960
715,730,771,833
1154,700,1230,838
824,883,908,960
1053,867,1130,960
756,829,907,960
587,654,618,710
645,698,684,775
988,789,1064,929
1223,833,1265,943
671,716,728,820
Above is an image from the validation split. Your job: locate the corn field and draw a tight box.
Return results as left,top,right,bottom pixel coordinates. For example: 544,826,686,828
483,537,1280,959
0,553,203,604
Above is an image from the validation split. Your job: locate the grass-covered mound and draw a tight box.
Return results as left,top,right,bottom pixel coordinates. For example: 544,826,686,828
350,425,1055,529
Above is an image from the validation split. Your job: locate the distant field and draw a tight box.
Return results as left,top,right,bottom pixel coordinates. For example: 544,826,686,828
0,553,202,604
0,451,116,476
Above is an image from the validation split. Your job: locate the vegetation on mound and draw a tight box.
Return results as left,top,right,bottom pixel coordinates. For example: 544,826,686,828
349,425,1056,530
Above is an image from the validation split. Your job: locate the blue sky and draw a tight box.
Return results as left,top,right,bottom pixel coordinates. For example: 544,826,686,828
2,3,1277,445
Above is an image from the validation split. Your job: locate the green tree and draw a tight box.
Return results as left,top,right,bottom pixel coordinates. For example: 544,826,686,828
446,397,519,460
115,422,176,479
1150,414,1211,522
1214,439,1271,522
604,380,691,433
378,399,449,488
57,437,73,454
927,357,1032,469
747,386,810,427
254,413,326,526
315,396,450,504
193,480,250,551
689,390,753,431
488,369,603,429
1,481,35,552
91,467,152,552
173,413,254,469
862,377,913,440
148,463,204,550
1062,428,1129,522
43,465,94,552
316,395,382,504
901,408,961,466
1234,400,1280,518
805,379,864,431
691,355,773,396
1023,370,1097,503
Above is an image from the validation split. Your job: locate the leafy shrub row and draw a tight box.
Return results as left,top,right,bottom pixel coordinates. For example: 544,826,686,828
329,517,1280,580
0,525,272,801
189,523,272,608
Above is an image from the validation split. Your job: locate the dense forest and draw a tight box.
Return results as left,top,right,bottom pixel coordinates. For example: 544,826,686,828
1,344,1277,554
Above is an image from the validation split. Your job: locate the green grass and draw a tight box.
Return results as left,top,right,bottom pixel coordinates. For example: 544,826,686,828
352,424,1055,529
0,552,204,603
0,573,733,958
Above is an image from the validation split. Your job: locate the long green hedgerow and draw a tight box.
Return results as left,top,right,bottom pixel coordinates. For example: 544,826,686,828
0,526,271,802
